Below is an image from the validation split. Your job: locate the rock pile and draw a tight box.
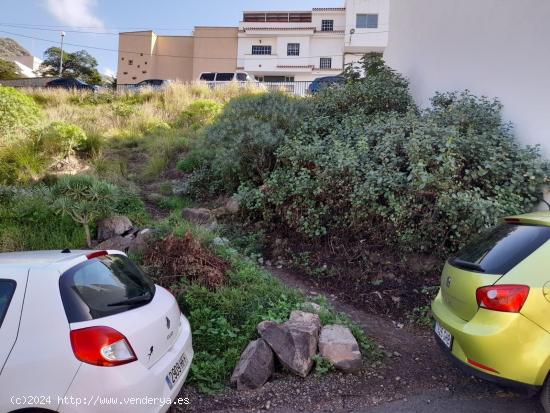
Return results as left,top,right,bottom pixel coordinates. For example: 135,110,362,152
95,215,154,255
231,309,363,391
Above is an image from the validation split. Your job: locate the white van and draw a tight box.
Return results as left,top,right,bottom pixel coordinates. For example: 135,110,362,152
198,71,263,87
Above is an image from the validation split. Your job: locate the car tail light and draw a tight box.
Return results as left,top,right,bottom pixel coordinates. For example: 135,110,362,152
476,285,530,313
70,326,137,367
86,251,108,260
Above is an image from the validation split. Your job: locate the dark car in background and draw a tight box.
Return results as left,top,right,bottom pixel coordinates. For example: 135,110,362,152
46,78,98,91
308,76,346,94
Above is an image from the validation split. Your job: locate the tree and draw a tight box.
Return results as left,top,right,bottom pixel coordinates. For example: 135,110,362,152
50,175,119,247
39,47,102,85
0,59,21,80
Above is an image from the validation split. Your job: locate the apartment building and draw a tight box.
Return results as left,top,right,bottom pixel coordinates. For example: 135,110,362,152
117,0,389,84
117,27,238,85
238,0,389,82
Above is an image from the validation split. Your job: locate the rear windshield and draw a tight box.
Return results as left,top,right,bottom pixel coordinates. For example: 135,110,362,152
60,255,155,323
451,224,550,275
236,73,248,81
0,280,16,327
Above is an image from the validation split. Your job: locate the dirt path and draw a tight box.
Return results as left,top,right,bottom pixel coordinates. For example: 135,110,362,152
180,267,540,413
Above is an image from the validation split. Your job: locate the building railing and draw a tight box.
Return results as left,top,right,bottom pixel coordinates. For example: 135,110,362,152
118,81,315,96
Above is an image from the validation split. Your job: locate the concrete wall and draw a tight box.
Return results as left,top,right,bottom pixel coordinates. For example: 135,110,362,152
384,0,550,156
117,28,238,84
192,27,238,79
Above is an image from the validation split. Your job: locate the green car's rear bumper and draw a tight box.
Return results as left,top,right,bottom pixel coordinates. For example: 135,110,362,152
432,291,550,389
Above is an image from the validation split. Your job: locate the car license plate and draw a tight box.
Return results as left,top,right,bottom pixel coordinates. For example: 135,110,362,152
435,321,453,349
165,353,188,390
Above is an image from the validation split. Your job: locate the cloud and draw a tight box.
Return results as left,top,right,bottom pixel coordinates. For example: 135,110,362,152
46,0,104,28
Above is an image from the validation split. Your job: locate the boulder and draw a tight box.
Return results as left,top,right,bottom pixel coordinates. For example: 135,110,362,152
224,196,240,214
182,208,216,227
96,235,133,252
318,325,362,372
97,216,133,242
231,339,274,391
128,229,154,256
258,311,321,377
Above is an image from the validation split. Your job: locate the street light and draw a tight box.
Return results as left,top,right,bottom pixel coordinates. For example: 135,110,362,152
59,31,65,77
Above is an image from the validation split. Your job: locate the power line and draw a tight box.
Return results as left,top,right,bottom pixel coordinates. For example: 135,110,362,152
0,22,387,39
0,29,362,61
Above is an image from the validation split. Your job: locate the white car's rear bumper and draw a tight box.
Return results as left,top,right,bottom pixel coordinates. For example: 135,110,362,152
60,315,193,413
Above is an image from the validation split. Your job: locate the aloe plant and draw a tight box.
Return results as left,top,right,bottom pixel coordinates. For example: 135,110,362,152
50,175,118,247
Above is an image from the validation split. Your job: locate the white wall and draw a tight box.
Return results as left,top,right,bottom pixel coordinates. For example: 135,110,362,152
345,0,389,49
384,0,550,156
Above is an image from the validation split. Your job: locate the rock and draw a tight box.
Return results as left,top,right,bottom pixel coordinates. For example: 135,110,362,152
224,196,240,214
96,235,133,252
231,339,274,391
318,325,362,373
182,208,217,228
128,229,154,255
258,311,321,377
301,302,322,314
97,216,133,242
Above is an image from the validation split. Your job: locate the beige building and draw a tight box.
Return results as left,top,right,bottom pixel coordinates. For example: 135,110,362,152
117,27,238,85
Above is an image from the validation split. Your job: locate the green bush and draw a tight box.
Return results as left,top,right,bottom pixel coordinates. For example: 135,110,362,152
0,86,42,143
241,91,549,256
0,186,84,251
50,175,119,247
186,93,309,198
178,99,223,130
0,143,47,185
39,121,88,158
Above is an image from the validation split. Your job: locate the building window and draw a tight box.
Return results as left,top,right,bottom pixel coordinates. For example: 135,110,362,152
142,70,147,74
128,59,133,65
320,58,332,69
145,61,148,65
321,20,334,31
132,76,137,80
140,53,144,56
356,14,378,28
287,43,300,56
252,45,272,55
137,65,140,68
121,57,125,61
123,71,128,75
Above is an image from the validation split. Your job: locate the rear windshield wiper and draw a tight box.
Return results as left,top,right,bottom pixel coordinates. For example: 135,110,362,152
108,291,153,307
449,257,486,273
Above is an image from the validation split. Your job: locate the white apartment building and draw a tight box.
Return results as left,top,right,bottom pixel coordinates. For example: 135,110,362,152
236,0,389,82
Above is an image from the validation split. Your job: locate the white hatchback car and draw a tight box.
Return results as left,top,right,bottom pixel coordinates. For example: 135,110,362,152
0,250,193,413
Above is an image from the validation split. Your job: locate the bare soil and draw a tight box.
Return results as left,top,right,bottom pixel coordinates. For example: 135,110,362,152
176,267,524,413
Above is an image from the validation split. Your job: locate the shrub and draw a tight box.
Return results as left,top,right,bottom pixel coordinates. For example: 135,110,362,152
0,186,84,251
49,175,119,247
178,99,223,130
0,143,47,185
241,92,549,256
0,86,42,144
39,121,88,158
186,93,309,198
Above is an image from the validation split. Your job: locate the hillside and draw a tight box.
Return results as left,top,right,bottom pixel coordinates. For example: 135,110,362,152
0,37,30,57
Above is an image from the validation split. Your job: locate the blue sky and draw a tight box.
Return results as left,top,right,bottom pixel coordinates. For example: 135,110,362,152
1,0,343,76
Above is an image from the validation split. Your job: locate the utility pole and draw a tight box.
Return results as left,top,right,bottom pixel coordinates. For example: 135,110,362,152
59,31,65,77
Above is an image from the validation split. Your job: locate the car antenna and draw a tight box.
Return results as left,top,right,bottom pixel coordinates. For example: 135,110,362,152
61,248,71,254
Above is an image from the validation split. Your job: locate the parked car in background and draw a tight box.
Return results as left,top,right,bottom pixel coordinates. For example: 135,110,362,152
432,212,550,412
135,79,172,90
0,250,193,413
308,76,346,94
45,78,98,92
199,71,264,88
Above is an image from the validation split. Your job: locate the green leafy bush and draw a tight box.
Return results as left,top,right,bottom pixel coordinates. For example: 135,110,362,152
39,121,88,158
241,91,548,256
0,85,42,144
186,93,309,198
0,143,47,185
0,186,84,251
178,99,223,130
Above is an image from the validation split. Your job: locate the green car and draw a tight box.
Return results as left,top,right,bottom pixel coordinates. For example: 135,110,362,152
432,212,550,411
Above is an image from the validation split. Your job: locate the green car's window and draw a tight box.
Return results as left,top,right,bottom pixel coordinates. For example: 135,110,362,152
452,224,550,275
